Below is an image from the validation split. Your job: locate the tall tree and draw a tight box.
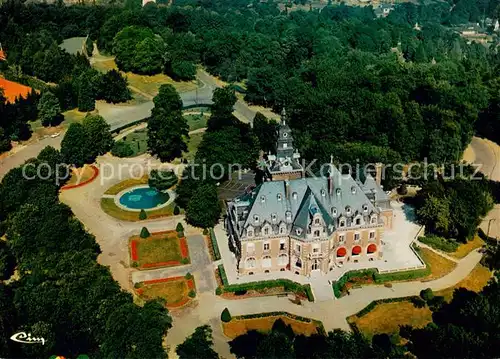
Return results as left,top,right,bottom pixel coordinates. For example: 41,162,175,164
185,183,221,228
37,91,62,127
97,70,131,103
61,122,90,167
147,85,188,162
176,325,219,359
82,114,113,158
252,112,279,154
78,72,96,112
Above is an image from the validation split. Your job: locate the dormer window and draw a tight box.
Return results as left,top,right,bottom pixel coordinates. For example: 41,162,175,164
331,207,338,216
363,204,368,212
292,192,298,200
351,186,356,194
296,228,303,235
286,211,292,221
339,219,346,228
277,193,282,201
254,215,259,223
355,217,361,225
271,213,277,222
345,206,352,216
260,195,266,203
314,218,320,225
314,230,320,237
336,188,341,196
321,189,326,197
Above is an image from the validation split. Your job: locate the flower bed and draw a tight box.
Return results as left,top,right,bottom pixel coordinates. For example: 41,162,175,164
129,231,190,269
61,165,99,190
135,275,196,309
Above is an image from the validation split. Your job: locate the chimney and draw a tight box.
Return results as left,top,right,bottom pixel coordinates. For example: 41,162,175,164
328,171,333,195
285,180,290,199
375,163,383,187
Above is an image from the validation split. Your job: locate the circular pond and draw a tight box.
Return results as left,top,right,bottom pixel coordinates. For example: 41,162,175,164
119,185,170,210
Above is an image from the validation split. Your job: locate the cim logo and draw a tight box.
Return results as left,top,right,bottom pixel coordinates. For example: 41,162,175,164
10,332,45,345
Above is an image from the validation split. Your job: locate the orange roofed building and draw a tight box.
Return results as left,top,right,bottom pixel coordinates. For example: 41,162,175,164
0,78,33,103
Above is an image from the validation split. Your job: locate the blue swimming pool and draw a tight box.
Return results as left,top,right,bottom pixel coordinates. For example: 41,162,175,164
119,186,169,210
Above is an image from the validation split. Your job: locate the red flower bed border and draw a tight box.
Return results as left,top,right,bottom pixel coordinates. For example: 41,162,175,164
61,165,99,190
130,240,138,261
137,277,195,309
180,237,189,258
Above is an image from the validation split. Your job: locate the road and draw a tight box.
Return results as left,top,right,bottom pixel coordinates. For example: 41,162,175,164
465,137,500,239
98,69,257,131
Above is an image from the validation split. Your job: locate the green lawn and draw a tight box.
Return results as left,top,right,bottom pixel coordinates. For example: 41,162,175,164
185,114,208,131
100,197,178,221
118,129,148,157
133,232,182,266
185,132,204,161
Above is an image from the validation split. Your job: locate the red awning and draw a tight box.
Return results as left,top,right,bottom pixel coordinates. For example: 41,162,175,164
367,244,377,254
336,247,346,257
352,246,361,255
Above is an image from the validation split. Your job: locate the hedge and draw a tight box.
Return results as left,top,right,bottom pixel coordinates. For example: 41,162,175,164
332,269,378,298
210,228,221,260
418,235,459,253
218,264,229,286
332,265,431,298
222,279,314,302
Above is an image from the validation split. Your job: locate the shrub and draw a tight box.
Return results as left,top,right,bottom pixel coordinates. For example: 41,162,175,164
420,288,434,302
221,308,232,322
139,209,147,220
132,261,138,268
235,290,247,296
111,141,133,157
140,226,150,238
210,228,221,260
176,222,184,232
215,286,223,295
134,282,143,289
419,235,459,253
222,279,314,301
203,228,209,235
174,206,180,215
218,265,229,286
397,183,408,195
181,258,189,265
428,295,445,311
185,272,193,280
188,289,196,298
410,296,426,308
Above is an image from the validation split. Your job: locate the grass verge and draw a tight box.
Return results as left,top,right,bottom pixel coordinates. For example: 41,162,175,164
223,312,324,339
100,198,177,221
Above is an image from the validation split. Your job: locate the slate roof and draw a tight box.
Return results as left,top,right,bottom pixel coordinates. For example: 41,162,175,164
229,163,389,241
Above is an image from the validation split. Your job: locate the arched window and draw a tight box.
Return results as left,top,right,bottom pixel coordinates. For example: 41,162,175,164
352,246,362,256
314,230,320,237
315,218,320,225
295,258,302,268
278,254,288,266
245,257,256,268
367,244,377,254
262,256,272,267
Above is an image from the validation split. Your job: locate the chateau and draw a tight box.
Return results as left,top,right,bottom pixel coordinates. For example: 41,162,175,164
225,112,393,276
